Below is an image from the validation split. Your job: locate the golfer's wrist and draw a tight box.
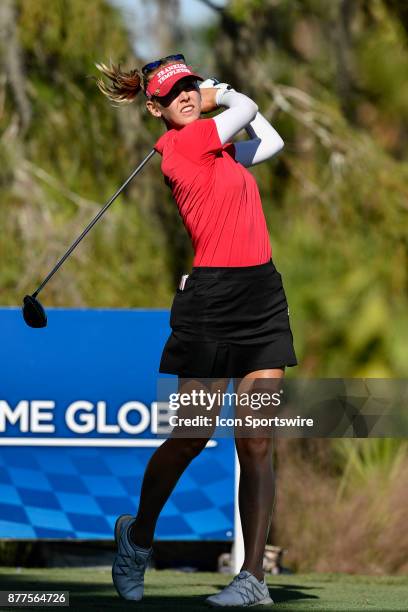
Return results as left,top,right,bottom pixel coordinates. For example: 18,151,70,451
215,86,233,107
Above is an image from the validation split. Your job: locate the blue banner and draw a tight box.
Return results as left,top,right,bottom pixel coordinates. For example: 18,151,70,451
0,308,234,540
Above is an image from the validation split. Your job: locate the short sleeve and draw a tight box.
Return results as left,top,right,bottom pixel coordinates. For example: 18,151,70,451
154,131,170,155
174,118,223,164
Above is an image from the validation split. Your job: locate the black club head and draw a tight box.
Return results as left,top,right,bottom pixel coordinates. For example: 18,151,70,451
22,295,48,328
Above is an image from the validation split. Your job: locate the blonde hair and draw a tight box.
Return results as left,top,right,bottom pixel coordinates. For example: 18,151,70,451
94,58,187,106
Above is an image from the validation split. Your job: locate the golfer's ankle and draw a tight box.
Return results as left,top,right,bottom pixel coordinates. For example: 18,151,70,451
129,521,153,550
242,566,264,582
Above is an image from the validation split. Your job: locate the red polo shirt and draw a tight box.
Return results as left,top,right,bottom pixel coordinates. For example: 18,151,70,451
154,117,272,267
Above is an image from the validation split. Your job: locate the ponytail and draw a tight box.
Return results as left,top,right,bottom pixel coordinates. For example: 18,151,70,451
95,57,189,106
94,60,144,105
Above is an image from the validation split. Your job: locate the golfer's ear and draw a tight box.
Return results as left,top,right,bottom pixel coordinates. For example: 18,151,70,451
146,100,162,118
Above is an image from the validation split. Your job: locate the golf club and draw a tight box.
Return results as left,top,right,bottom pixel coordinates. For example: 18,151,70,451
22,149,156,328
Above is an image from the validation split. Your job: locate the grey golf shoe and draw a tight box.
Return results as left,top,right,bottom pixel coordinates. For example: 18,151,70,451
206,570,274,607
112,514,153,601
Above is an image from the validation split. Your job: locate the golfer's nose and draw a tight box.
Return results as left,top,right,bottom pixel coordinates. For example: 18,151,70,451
179,88,190,100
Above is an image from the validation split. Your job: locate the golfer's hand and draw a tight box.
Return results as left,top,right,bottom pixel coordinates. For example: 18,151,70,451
199,78,234,113
199,88,218,114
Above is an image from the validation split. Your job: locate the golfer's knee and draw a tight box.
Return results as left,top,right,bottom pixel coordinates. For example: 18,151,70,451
179,438,209,461
235,437,272,462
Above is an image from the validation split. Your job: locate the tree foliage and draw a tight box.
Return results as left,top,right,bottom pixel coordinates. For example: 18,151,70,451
1,0,408,374
1,0,183,310
201,0,408,376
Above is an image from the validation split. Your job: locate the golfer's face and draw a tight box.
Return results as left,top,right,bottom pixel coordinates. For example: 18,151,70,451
153,77,201,128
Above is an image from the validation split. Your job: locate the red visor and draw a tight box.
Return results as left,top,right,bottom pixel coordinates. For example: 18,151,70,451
145,63,203,98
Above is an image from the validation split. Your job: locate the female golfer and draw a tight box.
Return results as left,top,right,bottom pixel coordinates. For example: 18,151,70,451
96,54,297,607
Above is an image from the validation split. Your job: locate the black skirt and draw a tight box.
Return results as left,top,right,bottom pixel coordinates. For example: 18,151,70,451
159,259,298,378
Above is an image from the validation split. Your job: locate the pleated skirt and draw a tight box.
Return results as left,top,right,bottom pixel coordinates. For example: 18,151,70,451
159,259,298,378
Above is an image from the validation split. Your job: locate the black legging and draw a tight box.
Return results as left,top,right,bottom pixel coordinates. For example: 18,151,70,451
129,376,278,581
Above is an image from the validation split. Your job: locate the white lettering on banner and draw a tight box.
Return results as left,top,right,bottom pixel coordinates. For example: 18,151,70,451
0,399,155,436
31,401,55,433
151,402,173,435
117,402,150,435
0,400,30,432
96,401,120,434
0,399,219,437
66,400,95,433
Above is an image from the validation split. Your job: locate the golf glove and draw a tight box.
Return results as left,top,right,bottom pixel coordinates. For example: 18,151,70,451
199,78,235,106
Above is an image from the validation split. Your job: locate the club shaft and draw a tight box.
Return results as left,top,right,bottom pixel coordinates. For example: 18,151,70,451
33,149,156,298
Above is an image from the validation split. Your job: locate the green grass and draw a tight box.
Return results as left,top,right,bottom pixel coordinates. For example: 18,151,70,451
0,568,407,611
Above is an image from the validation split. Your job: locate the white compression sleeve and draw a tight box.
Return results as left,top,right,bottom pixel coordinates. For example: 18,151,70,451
213,89,258,144
213,88,284,167
234,112,284,167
